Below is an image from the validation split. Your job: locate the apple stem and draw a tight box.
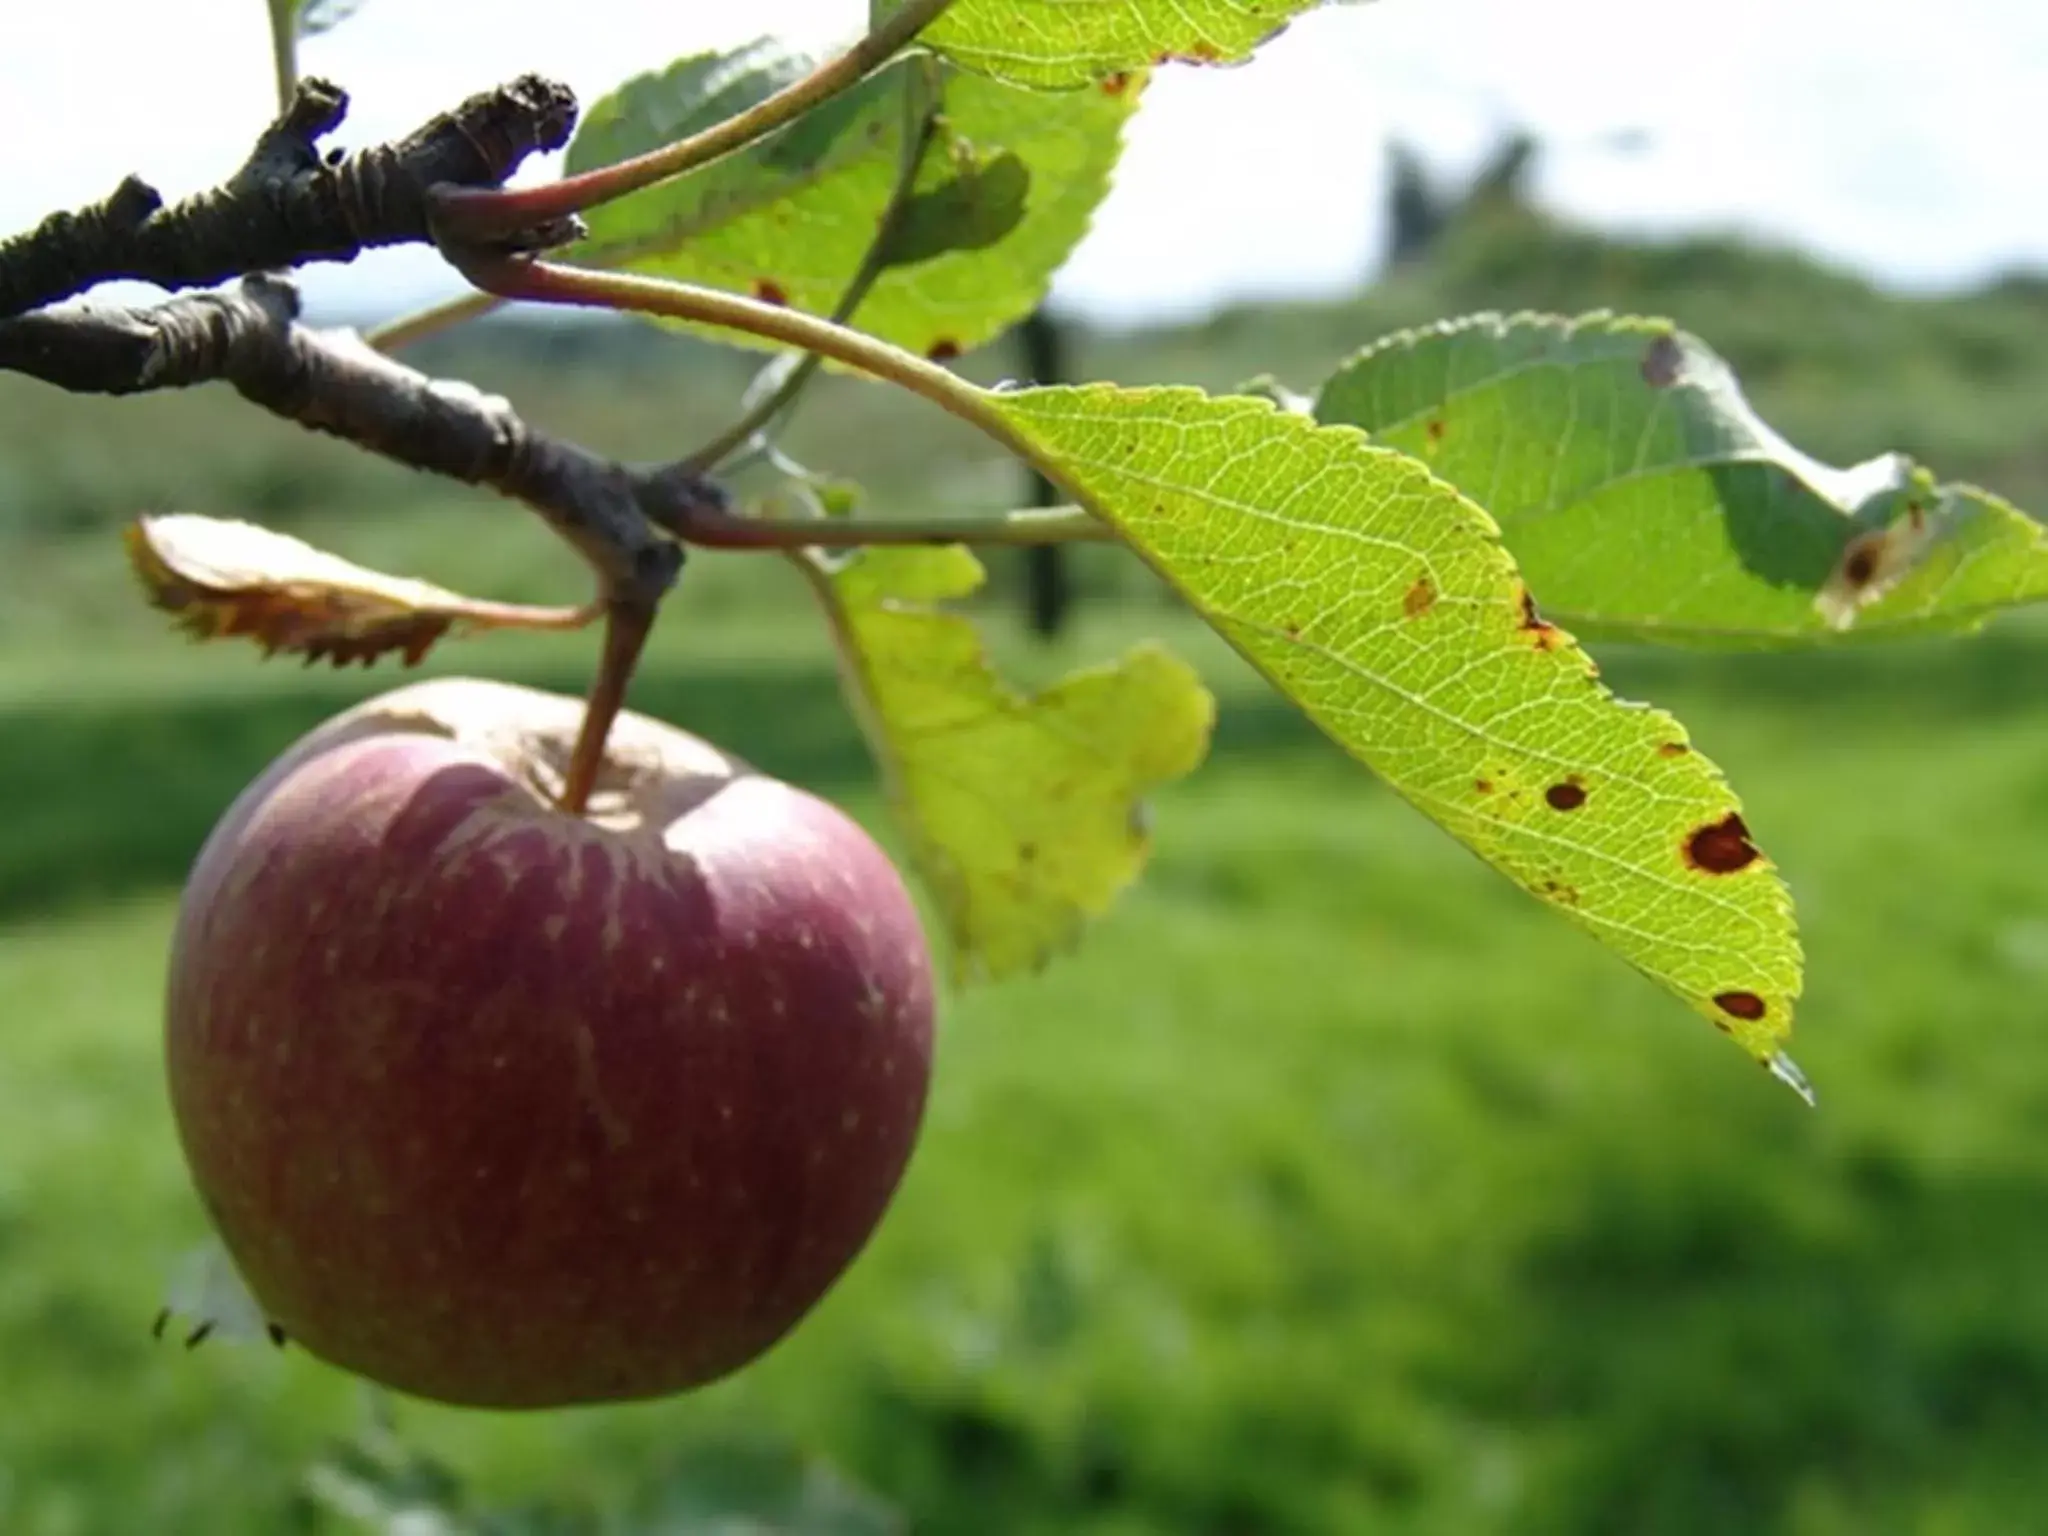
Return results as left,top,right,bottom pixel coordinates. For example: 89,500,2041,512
558,600,656,817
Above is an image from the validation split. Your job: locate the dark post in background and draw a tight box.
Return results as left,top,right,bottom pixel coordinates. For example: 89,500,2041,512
1017,309,1072,639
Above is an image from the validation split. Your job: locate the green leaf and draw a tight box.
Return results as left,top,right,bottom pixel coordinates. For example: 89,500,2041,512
294,0,366,37
878,0,1328,87
1312,311,2048,646
878,145,1033,269
806,545,1213,983
981,383,1808,1087
566,43,1138,358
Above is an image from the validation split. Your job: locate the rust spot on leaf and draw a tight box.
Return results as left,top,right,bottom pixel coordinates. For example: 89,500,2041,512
1100,71,1133,95
1540,878,1581,906
1475,778,1494,795
1544,778,1587,811
1686,813,1760,875
1840,539,1879,590
753,279,788,306
927,337,961,363
1641,332,1685,388
1425,417,1447,446
1402,575,1437,619
1657,742,1690,759
1714,990,1768,1022
1518,587,1563,649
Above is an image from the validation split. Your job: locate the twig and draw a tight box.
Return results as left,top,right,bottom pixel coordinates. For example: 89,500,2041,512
430,0,959,243
0,74,579,321
0,275,706,598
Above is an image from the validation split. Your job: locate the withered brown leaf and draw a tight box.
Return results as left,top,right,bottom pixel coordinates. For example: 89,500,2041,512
126,513,594,668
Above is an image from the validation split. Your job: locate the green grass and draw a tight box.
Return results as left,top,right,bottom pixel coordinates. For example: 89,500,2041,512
7,210,2048,1531
5,595,2048,1533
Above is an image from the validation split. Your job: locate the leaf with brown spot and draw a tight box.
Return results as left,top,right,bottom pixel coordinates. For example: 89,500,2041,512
126,514,594,668
978,383,1806,1086
1314,310,2048,645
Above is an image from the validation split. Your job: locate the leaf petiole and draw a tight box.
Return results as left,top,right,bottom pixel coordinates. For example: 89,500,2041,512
678,504,1110,550
263,0,300,113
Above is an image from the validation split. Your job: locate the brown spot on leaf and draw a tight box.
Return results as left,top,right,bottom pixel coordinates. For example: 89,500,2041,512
1714,990,1768,1022
753,279,788,306
1426,417,1447,445
1640,332,1685,388
927,337,961,363
1540,878,1581,906
1686,813,1760,875
1403,575,1437,619
1657,742,1690,759
1544,778,1588,811
1840,539,1879,590
1518,587,1562,649
1100,71,1133,95
1474,778,1494,795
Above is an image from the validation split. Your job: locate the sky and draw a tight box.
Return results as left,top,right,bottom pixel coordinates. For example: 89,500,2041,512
4,1,2044,329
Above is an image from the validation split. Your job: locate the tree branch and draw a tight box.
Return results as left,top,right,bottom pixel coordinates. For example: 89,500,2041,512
0,275,706,600
0,73,580,322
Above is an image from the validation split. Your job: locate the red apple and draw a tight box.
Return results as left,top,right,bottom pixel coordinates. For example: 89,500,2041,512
163,676,935,1409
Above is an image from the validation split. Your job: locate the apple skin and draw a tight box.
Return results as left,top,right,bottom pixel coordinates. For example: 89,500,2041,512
164,676,935,1409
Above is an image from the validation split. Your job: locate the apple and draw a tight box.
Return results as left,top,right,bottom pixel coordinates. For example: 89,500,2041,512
163,676,935,1409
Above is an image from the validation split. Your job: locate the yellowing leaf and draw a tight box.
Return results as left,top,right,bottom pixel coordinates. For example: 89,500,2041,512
806,545,1214,982
126,514,594,668
980,384,1809,1093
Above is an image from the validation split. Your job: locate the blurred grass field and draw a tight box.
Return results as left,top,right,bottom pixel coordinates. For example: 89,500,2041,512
6,213,2048,1533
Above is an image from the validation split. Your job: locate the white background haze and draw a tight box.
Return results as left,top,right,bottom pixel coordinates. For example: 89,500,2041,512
2,0,2041,327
